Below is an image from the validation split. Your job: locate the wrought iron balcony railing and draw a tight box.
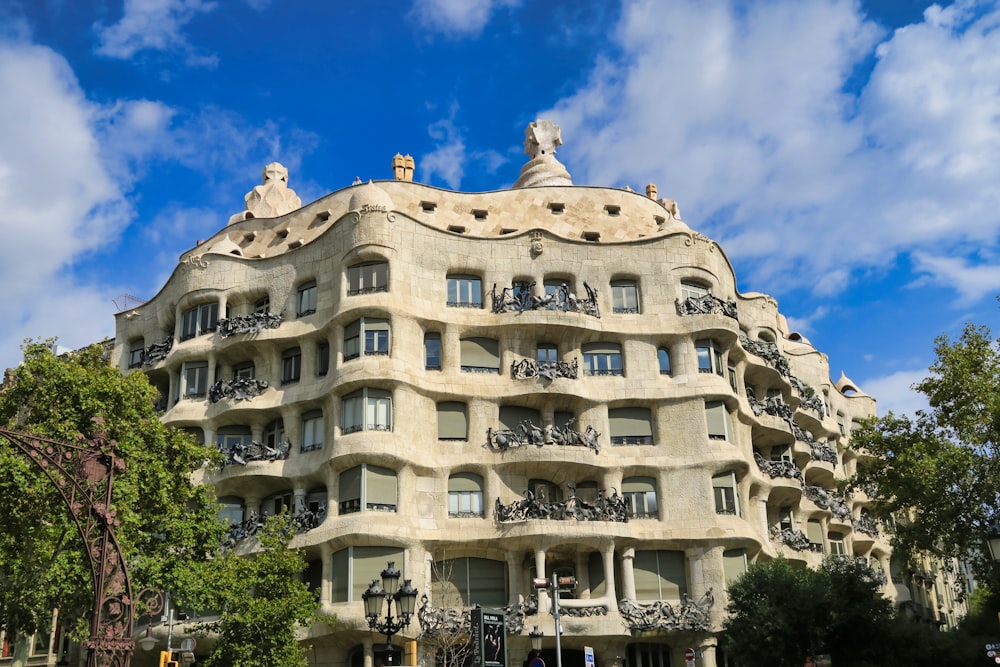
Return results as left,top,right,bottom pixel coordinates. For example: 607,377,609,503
511,357,579,380
803,485,852,522
219,438,290,467
208,377,269,403
490,281,600,317
494,488,628,522
770,526,812,551
221,505,326,549
141,335,173,365
809,440,838,465
217,311,283,338
417,594,537,637
754,452,804,483
675,294,737,320
618,590,714,633
486,419,600,453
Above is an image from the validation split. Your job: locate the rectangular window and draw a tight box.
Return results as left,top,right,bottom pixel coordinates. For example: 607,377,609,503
695,339,725,376
657,348,671,375
347,262,389,295
331,545,405,602
609,407,654,445
537,344,558,364
344,319,389,361
433,557,506,607
582,342,623,376
447,274,483,308
460,337,500,373
448,474,484,518
128,340,144,369
623,477,658,518
611,280,640,314
828,531,847,556
232,362,254,380
728,366,738,391
437,402,469,441
705,400,731,440
317,342,330,376
183,361,209,398
342,388,392,434
254,295,270,313
680,281,710,301
297,281,317,316
633,550,686,601
181,302,219,340
713,472,740,516
282,348,301,384
302,410,324,452
425,332,442,370
807,520,824,552
723,549,748,585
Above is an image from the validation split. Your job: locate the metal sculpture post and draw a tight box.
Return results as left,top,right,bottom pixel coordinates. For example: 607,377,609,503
0,421,138,667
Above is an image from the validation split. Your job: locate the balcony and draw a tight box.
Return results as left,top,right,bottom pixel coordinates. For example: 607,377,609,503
217,311,283,338
490,281,600,317
141,335,173,365
754,452,804,483
417,593,536,637
209,377,269,403
511,357,579,380
221,505,326,549
486,419,600,453
218,438,290,467
808,440,838,465
494,488,629,522
803,485,852,523
618,591,714,632
770,526,812,551
675,294,737,320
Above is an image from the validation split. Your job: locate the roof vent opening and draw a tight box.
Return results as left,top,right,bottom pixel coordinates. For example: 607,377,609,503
421,201,437,213
604,204,621,216
583,231,601,242
472,209,488,220
548,202,565,214
499,228,517,235
448,225,467,234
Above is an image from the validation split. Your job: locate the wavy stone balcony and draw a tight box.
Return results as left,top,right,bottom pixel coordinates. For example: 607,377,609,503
754,452,804,484
511,357,579,381
803,485,852,523
486,419,600,453
739,334,826,419
221,506,326,548
618,591,714,633
494,488,629,522
490,281,600,318
748,390,820,446
675,294,737,320
217,311,283,338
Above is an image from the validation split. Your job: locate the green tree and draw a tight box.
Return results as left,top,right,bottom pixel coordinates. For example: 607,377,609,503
0,341,224,657
722,557,894,667
185,516,332,667
849,323,1000,578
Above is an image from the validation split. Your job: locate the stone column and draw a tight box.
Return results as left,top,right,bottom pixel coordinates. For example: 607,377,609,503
757,493,770,539
576,551,590,598
620,547,636,600
320,542,333,608
699,636,719,667
293,487,307,514
507,552,522,605
535,549,549,614
602,540,617,603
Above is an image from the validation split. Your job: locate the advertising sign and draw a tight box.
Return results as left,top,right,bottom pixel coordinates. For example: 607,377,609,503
471,608,507,667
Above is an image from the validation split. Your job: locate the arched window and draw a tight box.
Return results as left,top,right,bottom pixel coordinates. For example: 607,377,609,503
657,348,671,375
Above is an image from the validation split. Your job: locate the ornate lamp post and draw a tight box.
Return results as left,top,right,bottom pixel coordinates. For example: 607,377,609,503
529,625,544,653
362,562,419,665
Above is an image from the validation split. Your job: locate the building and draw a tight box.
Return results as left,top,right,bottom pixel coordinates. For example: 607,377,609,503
111,120,892,667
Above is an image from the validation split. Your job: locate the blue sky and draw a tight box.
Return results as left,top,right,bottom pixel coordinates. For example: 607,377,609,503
1,0,999,416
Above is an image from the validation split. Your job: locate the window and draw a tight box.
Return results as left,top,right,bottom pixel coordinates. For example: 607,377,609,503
302,410,324,452
499,406,542,436
623,476,658,518
342,388,392,434
437,402,469,441
217,496,244,526
837,414,846,436
609,407,654,445
263,491,294,516
777,507,794,532
344,318,391,360
528,479,562,503
338,464,397,514
347,261,389,295
253,295,270,313
217,425,252,451
713,472,740,516
657,348,671,375
543,279,567,300
297,281,317,317
233,361,255,380
680,281,710,301
807,519,824,551
537,344,558,364
317,342,330,376
282,347,301,384
828,531,847,556
447,274,482,308
433,557,506,607
728,366,738,391
447,473,484,517
264,419,285,449
695,339,725,376
574,480,599,503
182,361,209,398
128,339,144,369
460,337,500,373
425,332,442,370
582,342,623,376
705,400,731,440
723,549,748,585
633,550,686,600
330,545,405,602
771,445,793,463
611,280,640,314
181,302,219,340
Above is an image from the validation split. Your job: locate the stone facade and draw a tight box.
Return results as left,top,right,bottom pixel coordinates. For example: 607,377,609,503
112,123,891,667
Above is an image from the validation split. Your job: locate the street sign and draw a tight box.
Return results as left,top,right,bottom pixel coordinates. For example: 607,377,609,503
584,646,595,667
684,648,695,661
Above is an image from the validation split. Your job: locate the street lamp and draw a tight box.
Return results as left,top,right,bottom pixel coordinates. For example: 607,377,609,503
529,625,544,652
362,561,419,665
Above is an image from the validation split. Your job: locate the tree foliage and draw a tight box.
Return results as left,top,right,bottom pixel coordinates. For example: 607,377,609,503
849,323,1000,577
185,516,331,667
0,341,225,639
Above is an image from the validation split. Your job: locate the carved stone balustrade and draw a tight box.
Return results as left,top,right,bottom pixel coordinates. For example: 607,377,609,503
618,590,714,633
754,452,803,483
511,357,579,380
487,419,600,453
770,526,813,551
142,336,173,365
219,438,290,467
809,440,838,465
676,294,737,320
494,488,629,523
803,485,852,522
209,376,269,403
491,281,600,317
217,311,284,338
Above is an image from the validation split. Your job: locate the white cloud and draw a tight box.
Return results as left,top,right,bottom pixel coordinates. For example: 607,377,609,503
542,0,1000,304
0,37,132,368
422,115,467,189
860,368,929,417
94,0,218,65
785,305,830,336
410,0,519,37
910,252,1000,303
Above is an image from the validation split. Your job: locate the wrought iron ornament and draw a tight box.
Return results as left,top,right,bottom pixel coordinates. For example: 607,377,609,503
494,488,628,522
618,589,714,632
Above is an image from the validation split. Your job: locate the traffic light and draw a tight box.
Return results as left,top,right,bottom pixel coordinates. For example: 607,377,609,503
159,650,179,667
